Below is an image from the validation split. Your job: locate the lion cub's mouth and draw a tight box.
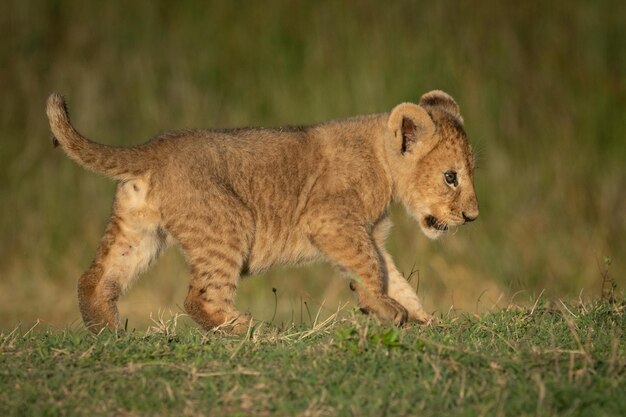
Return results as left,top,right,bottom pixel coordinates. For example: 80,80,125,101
425,215,448,231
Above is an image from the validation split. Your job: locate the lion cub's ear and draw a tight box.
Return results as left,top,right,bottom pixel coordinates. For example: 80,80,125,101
388,103,435,156
419,90,463,124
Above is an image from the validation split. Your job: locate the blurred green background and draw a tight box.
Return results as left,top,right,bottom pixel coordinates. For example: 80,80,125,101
1,0,624,331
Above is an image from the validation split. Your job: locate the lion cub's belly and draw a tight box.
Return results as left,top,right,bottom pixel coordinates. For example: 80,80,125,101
246,228,320,273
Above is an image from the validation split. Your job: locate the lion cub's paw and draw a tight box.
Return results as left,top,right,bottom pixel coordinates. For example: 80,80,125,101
410,309,438,326
374,296,409,326
214,312,253,335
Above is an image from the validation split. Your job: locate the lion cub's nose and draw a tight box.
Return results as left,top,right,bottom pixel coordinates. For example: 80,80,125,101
462,211,478,223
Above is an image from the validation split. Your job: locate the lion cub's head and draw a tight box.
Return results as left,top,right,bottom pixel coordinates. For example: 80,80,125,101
386,90,479,239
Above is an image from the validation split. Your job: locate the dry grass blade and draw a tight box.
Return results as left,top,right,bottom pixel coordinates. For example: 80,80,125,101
283,301,349,341
145,310,186,337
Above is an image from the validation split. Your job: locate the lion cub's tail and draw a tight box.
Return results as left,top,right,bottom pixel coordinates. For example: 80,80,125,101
46,93,149,180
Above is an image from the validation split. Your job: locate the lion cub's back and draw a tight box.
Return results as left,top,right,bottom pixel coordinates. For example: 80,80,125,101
147,127,326,270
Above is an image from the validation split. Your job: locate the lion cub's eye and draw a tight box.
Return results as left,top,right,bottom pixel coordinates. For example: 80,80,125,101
444,171,458,187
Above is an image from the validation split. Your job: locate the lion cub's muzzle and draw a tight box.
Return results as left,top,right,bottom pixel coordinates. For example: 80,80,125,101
462,211,478,223
425,215,449,231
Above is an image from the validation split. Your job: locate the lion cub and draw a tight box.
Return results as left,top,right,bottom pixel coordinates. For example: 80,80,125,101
46,90,478,333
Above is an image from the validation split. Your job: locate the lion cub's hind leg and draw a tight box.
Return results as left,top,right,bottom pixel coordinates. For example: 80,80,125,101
79,179,167,332
181,231,252,333
164,193,253,334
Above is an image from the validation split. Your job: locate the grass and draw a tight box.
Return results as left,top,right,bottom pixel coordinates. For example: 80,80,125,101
2,298,625,416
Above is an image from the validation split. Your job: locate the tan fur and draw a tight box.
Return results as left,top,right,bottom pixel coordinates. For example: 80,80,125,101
46,90,478,333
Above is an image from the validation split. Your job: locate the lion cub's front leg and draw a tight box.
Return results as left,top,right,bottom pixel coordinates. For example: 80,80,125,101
307,217,408,325
368,217,434,324
380,249,434,324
